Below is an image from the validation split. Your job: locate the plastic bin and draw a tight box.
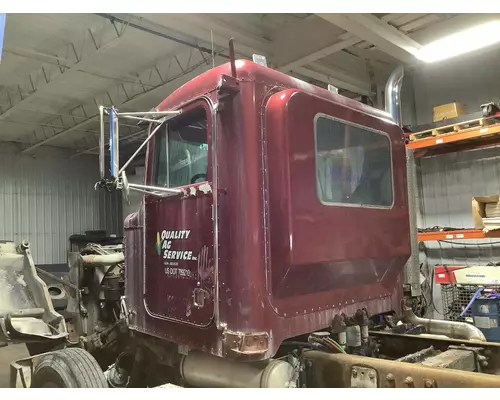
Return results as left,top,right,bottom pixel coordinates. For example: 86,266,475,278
471,297,500,342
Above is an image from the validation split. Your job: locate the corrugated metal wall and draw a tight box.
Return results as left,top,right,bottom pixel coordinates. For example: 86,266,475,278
418,148,500,315
0,143,122,264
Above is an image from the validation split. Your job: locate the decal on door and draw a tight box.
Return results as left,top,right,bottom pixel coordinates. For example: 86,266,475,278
155,230,199,280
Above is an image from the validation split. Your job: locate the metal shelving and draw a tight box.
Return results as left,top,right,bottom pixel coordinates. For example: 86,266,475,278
408,108,500,243
418,229,500,242
406,111,500,158
408,108,500,320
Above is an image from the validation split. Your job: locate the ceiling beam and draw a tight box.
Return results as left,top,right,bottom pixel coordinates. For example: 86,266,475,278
20,12,250,154
277,36,361,73
271,15,351,71
0,19,126,122
409,13,497,45
317,13,421,63
21,46,217,153
295,65,370,96
173,13,270,53
132,13,262,57
133,15,373,98
273,13,413,75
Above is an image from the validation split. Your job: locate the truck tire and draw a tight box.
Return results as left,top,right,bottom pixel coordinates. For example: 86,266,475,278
31,348,108,388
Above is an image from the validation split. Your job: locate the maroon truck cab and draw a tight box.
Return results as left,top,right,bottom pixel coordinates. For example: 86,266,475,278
124,60,410,360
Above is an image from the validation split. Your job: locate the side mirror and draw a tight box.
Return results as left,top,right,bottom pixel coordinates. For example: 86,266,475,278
96,107,183,199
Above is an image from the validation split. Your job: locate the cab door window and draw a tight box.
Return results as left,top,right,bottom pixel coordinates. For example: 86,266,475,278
154,107,208,187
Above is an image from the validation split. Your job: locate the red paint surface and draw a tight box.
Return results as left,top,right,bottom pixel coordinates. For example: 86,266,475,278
144,99,215,327
434,266,466,284
124,60,410,359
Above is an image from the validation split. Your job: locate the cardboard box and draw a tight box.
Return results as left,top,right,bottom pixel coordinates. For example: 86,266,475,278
433,102,466,122
472,195,500,229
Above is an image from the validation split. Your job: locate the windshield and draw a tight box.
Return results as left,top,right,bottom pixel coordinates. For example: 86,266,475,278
154,107,208,188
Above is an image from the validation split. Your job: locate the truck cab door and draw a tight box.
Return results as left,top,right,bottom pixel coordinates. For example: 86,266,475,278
143,99,215,327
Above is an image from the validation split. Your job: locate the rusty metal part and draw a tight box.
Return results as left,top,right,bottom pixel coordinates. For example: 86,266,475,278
351,366,377,388
448,345,487,371
304,351,500,388
404,376,414,387
402,306,486,341
420,348,476,371
396,344,483,372
371,330,500,353
371,330,500,373
396,346,435,363
424,379,437,388
223,331,269,356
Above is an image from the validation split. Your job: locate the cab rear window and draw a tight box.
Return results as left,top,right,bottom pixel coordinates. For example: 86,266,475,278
314,114,393,208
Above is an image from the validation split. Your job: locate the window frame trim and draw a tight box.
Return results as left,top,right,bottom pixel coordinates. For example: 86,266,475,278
313,112,395,210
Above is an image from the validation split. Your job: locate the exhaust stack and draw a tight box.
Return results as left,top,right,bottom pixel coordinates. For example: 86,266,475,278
385,66,422,297
384,65,404,126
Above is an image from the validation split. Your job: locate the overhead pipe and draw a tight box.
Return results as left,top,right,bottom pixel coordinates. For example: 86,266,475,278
95,14,230,61
403,307,486,342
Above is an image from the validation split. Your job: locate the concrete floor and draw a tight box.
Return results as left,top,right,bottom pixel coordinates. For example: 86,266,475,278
0,344,28,388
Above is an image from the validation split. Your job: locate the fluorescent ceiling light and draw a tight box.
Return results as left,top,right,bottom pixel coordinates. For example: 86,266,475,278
415,20,500,63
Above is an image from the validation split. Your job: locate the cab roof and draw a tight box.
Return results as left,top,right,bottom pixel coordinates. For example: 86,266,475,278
157,60,393,124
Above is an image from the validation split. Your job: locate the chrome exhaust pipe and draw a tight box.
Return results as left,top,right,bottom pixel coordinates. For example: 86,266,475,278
384,65,404,126
403,307,486,342
385,66,422,297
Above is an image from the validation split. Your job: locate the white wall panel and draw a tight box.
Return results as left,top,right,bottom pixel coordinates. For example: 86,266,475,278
410,46,500,126
0,143,122,264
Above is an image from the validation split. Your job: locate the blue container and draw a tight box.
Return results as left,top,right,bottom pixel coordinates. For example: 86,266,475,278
472,297,500,315
471,297,500,342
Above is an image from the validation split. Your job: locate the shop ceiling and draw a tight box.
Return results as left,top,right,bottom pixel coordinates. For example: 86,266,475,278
0,13,498,156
